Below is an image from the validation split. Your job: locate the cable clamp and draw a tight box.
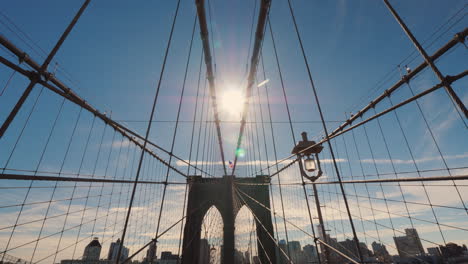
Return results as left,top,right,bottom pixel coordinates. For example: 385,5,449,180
401,74,409,84
28,71,41,83
454,31,466,45
441,75,453,87
19,52,28,64
43,72,53,82
383,89,391,98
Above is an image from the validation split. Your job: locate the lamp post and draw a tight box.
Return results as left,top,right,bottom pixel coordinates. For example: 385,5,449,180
292,132,330,264
291,132,323,180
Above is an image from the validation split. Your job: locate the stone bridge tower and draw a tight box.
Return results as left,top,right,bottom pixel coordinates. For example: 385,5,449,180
181,175,276,264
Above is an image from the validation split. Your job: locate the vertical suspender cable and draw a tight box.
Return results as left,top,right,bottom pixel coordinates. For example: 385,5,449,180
285,0,364,262
231,0,271,175
177,47,204,258
115,0,181,262
196,0,228,175
267,16,324,262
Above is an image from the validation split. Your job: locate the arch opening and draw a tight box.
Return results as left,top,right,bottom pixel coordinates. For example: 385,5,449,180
200,206,224,264
235,206,259,264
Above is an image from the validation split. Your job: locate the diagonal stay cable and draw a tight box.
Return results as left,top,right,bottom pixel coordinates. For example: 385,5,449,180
0,0,90,139
235,186,360,264
248,70,467,178
0,38,210,177
154,11,198,243
285,0,364,259
319,188,468,232
233,186,292,264
176,46,205,258
121,199,211,264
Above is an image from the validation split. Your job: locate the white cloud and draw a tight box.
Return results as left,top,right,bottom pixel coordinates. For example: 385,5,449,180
360,153,468,165
175,158,347,167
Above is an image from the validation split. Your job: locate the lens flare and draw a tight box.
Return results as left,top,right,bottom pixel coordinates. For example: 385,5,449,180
235,148,245,158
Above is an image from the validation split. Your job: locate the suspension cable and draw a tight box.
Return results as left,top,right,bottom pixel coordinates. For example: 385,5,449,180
115,0,182,261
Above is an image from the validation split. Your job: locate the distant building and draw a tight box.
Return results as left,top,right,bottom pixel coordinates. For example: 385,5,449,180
234,248,247,264
439,242,466,258
339,239,358,257
288,241,301,253
303,244,318,263
316,224,339,263
145,240,157,263
427,247,441,256
393,228,425,258
278,239,288,264
288,241,303,263
405,228,425,254
372,241,391,263
61,238,108,264
60,260,111,264
107,238,129,262
157,251,179,264
83,237,102,261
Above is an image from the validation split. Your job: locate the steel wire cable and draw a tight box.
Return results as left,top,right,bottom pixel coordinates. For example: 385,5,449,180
345,3,467,113
115,0,182,260
176,46,205,259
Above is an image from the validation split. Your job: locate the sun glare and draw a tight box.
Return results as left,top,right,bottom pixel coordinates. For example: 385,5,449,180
219,87,245,119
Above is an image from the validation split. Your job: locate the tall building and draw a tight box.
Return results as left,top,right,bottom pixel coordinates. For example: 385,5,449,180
339,239,358,258
83,237,102,261
145,240,157,263
288,241,306,263
405,228,425,254
372,241,391,263
234,249,247,264
359,242,373,258
316,224,335,262
107,238,129,262
288,241,301,254
393,228,425,258
278,239,288,264
303,244,318,263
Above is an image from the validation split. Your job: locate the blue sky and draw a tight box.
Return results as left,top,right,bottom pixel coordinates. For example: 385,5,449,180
0,0,467,262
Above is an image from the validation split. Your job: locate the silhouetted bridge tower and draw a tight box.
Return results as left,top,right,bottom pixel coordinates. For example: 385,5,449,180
182,175,275,264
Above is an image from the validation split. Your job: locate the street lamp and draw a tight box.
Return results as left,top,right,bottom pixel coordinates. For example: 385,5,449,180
303,154,317,172
291,132,323,181
292,131,330,264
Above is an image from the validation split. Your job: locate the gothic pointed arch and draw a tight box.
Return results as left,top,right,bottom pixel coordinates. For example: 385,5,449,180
181,175,276,264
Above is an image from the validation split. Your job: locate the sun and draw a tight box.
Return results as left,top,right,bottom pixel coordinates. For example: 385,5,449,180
219,86,245,119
